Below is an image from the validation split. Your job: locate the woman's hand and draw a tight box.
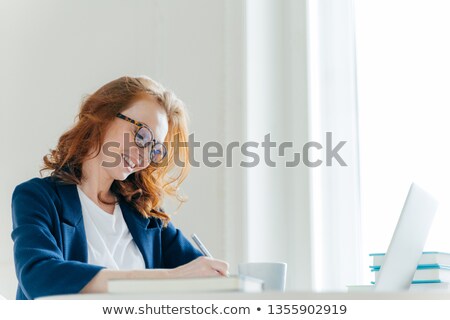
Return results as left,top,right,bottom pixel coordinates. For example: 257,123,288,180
169,256,229,278
80,257,229,294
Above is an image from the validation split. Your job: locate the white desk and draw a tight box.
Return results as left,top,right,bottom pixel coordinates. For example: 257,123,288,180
38,291,450,300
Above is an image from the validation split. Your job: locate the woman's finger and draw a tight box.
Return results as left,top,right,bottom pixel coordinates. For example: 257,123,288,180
207,258,229,276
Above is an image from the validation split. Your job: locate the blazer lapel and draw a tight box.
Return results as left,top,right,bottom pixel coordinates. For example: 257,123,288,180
120,201,163,269
53,181,89,262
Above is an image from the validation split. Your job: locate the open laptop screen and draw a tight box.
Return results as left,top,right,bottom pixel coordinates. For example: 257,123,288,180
374,183,438,291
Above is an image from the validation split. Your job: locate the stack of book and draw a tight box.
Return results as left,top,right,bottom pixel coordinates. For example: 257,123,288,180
370,251,450,288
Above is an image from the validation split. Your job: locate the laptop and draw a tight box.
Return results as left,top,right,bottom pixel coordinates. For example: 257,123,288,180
374,183,439,291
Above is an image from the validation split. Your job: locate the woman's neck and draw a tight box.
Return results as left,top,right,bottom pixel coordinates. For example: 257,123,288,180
78,157,116,205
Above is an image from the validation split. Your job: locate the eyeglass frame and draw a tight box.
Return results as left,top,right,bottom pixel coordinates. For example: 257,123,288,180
116,113,168,164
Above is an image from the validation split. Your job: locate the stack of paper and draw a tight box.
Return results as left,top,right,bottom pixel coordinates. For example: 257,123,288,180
107,275,264,294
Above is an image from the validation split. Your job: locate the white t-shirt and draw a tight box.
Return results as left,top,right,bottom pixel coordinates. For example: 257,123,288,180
77,186,146,270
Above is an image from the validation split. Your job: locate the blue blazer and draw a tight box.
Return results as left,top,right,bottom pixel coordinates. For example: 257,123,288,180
11,176,203,300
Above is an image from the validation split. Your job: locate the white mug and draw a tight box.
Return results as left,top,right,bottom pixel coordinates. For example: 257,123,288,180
238,262,287,291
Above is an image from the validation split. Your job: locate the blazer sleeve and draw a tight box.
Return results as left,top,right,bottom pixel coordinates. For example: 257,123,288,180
11,180,105,300
161,221,203,268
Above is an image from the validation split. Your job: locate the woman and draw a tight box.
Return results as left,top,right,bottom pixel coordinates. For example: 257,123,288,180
11,76,229,300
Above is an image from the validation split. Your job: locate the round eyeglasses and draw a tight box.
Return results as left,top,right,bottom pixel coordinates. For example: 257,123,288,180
116,113,167,164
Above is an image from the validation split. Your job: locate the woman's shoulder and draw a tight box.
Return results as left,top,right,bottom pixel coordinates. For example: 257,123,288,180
11,176,79,230
12,176,63,202
15,176,58,190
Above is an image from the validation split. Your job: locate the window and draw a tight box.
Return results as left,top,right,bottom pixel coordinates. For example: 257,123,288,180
355,0,450,284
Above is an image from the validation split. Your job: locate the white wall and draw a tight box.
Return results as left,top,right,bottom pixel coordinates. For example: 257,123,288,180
0,0,244,299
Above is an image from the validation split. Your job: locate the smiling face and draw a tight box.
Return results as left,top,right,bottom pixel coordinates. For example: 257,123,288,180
99,95,169,181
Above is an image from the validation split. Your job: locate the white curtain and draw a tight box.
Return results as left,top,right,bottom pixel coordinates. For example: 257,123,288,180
224,0,362,291
308,0,363,291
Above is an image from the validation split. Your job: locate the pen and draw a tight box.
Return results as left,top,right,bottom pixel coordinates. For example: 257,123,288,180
191,233,213,258
191,233,230,277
